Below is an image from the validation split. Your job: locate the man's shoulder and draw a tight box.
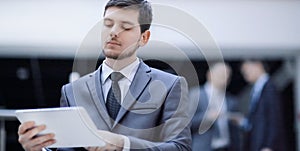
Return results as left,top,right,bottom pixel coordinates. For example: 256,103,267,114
263,79,277,90
149,67,179,79
146,67,188,89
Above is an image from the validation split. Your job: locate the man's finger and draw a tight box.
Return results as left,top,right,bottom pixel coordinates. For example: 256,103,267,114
18,121,35,135
26,125,46,139
31,133,55,145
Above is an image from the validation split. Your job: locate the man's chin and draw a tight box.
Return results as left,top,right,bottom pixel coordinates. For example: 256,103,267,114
103,49,136,60
103,50,120,59
106,55,120,60
105,53,125,60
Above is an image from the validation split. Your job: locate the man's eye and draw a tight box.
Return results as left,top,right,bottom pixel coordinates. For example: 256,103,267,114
122,27,131,30
104,21,113,27
123,27,132,30
122,25,134,30
104,24,113,28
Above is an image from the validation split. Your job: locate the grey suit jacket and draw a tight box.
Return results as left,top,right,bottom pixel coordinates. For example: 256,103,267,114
56,61,192,151
189,86,240,151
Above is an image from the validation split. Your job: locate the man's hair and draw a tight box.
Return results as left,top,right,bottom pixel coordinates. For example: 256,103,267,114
241,59,270,73
104,0,153,33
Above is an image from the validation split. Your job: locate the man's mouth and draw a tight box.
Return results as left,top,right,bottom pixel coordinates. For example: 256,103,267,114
106,41,121,46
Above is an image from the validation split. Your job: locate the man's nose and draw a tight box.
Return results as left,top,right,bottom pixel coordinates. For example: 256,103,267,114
110,25,121,38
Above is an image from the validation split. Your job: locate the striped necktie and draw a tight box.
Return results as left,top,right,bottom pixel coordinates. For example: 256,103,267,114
106,72,124,120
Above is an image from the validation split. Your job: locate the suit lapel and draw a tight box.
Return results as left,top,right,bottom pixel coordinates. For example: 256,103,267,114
248,80,269,120
249,84,264,115
86,66,113,128
113,62,151,127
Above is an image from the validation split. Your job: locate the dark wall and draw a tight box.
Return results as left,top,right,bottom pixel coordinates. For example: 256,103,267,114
0,57,73,151
0,58,73,109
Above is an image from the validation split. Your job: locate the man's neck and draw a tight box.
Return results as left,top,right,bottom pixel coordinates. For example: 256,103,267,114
105,56,137,71
205,82,225,94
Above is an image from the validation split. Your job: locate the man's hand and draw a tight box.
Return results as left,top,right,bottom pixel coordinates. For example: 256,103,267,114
18,121,56,151
206,110,219,121
227,112,245,126
85,130,124,151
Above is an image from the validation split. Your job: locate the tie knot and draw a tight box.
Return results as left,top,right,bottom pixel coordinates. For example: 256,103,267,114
110,72,124,82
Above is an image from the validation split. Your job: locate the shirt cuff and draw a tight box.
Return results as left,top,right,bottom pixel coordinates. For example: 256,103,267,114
121,135,130,151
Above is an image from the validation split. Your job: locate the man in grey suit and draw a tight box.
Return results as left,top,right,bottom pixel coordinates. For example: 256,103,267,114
17,0,192,151
190,62,240,151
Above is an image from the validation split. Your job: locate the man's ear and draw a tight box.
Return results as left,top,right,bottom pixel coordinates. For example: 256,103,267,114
139,30,151,46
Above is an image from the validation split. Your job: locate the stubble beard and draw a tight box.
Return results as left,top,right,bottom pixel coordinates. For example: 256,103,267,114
103,44,139,60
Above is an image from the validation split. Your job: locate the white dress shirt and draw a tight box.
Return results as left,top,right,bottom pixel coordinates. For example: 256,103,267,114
204,83,230,149
100,58,140,151
251,73,269,103
101,58,140,104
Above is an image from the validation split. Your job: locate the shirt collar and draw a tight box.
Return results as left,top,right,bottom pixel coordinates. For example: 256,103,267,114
204,82,213,95
101,58,140,84
253,73,269,93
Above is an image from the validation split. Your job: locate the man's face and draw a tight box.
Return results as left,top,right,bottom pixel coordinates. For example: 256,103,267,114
241,62,261,83
210,64,231,89
101,7,142,60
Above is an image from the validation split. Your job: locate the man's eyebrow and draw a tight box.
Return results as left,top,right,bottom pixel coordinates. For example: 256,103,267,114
121,21,135,25
103,17,137,26
104,18,113,22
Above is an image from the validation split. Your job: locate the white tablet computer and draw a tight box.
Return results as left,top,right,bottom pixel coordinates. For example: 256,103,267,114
15,106,105,148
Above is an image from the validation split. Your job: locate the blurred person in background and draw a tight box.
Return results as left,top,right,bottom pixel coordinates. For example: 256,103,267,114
231,59,285,151
190,62,241,151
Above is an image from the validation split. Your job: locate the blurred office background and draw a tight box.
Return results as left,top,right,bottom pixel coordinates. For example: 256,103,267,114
0,0,299,150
